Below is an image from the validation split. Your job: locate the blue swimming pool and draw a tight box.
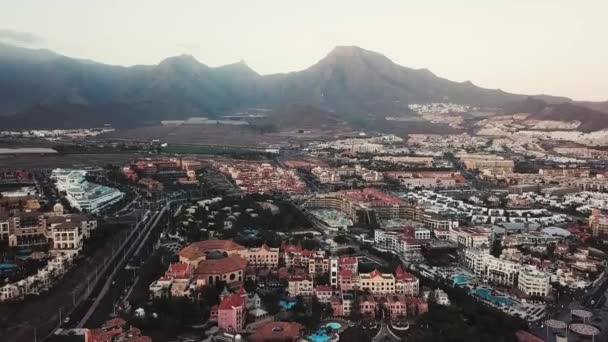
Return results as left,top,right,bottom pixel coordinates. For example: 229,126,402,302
308,330,331,342
0,263,17,275
453,274,470,285
326,322,342,330
306,322,343,342
279,300,296,310
473,288,515,307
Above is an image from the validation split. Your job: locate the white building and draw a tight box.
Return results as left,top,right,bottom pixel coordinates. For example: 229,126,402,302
485,257,520,287
449,227,491,248
51,169,124,213
351,142,384,153
518,266,551,297
414,228,431,240
50,221,83,256
464,248,491,276
464,248,520,286
0,253,74,302
434,289,450,305
374,230,421,256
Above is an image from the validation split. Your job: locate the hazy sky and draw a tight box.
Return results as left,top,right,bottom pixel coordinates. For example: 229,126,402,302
1,0,607,101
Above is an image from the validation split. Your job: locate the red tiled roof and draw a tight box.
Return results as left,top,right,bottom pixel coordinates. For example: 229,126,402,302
102,318,127,329
315,285,332,292
249,321,304,342
195,255,247,275
339,256,357,265
168,263,190,274
218,293,245,310
179,240,246,260
369,269,382,278
395,265,416,281
339,269,353,278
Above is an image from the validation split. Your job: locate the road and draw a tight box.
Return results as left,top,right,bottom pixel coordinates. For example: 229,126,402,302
56,209,158,331
50,193,193,338
373,321,401,342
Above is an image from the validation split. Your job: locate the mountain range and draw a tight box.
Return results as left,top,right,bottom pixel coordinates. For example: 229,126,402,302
0,43,606,129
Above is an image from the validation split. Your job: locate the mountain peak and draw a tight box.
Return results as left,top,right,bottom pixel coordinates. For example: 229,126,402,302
328,45,366,56
314,45,394,71
326,46,389,61
214,59,259,77
159,54,205,68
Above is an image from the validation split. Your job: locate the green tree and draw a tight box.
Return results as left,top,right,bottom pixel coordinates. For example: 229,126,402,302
261,292,280,315
490,239,503,258
244,278,256,293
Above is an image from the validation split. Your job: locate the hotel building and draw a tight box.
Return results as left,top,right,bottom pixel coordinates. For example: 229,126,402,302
517,266,551,297
288,275,314,297
589,209,608,237
245,244,279,267
51,169,124,213
356,269,395,295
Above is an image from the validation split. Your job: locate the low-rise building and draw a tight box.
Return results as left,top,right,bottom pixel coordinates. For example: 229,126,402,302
449,227,491,248
288,275,314,297
357,269,395,295
179,240,247,266
314,285,333,303
217,292,246,332
194,255,247,287
245,244,279,267
395,265,419,296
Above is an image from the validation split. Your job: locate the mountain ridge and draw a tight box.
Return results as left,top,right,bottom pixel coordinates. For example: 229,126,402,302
0,43,605,129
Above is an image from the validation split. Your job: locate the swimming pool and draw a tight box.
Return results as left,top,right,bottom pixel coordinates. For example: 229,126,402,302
0,263,17,275
306,322,343,342
325,322,342,330
453,274,470,285
279,300,296,310
307,330,332,342
473,288,515,307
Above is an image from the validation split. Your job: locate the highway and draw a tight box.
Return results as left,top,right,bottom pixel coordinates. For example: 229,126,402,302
49,203,172,338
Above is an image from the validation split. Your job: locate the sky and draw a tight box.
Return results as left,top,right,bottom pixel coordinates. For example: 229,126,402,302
0,0,607,101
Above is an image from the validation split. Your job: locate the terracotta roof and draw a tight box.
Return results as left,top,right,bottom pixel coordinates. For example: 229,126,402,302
218,293,245,310
195,255,247,275
405,297,427,305
339,269,353,278
249,321,304,342
386,295,406,303
168,263,190,274
179,240,246,260
369,269,382,278
315,285,332,292
102,318,127,329
395,265,416,281
339,256,357,265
